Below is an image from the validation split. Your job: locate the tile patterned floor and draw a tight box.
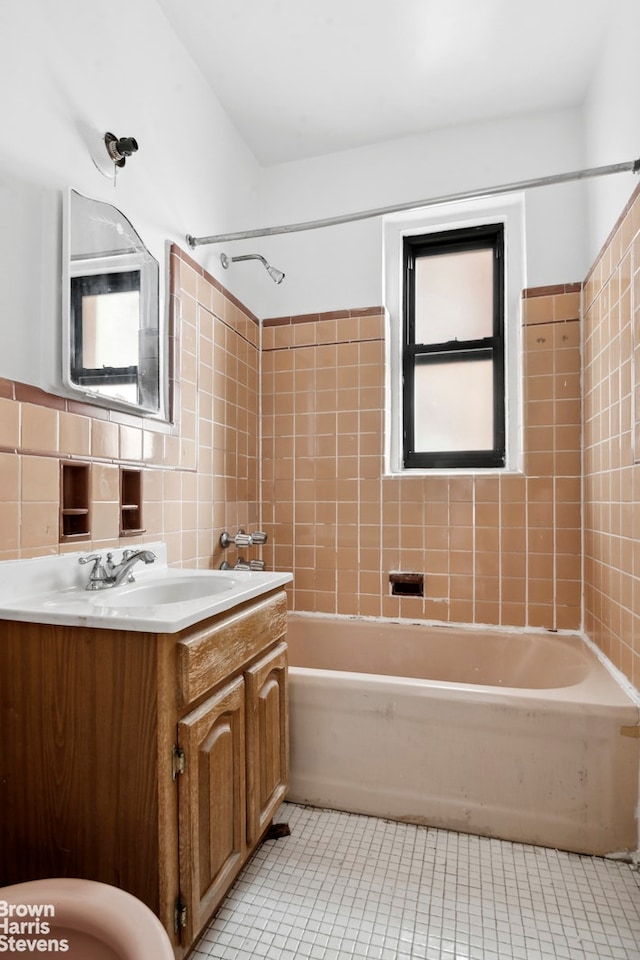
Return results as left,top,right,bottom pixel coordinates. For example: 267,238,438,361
193,803,640,960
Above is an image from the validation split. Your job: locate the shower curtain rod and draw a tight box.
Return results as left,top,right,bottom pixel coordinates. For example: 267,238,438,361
186,156,640,248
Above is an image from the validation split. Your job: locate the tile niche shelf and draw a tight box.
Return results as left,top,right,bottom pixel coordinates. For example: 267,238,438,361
60,461,91,542
120,468,145,536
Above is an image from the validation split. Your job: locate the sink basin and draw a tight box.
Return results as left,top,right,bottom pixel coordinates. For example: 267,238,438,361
94,575,237,607
0,542,293,633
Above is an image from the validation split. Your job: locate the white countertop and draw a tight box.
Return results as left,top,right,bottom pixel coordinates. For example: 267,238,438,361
0,543,292,633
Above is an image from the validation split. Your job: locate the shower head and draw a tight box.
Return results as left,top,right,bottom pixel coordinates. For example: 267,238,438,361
220,252,285,284
265,263,285,285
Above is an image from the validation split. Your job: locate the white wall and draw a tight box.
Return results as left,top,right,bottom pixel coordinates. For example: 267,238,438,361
2,0,633,391
583,0,640,261
0,0,260,395
232,108,590,319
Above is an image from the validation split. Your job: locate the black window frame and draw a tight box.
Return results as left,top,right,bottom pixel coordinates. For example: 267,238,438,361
402,223,505,470
70,269,141,390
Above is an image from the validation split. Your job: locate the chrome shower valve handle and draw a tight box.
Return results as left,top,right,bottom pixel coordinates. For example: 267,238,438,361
219,529,268,552
220,529,253,549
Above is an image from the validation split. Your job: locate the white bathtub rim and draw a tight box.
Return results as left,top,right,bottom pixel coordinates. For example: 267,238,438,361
289,664,638,717
287,610,640,708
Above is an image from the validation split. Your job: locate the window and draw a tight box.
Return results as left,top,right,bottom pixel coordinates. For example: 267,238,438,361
70,269,145,407
402,223,505,470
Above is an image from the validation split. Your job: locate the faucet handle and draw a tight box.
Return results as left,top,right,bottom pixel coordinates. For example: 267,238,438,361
250,531,268,544
79,553,108,586
220,530,254,548
234,531,253,548
79,553,102,566
79,553,109,574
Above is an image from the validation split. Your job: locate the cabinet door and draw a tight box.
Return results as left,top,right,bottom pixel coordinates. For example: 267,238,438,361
177,675,246,946
245,641,289,846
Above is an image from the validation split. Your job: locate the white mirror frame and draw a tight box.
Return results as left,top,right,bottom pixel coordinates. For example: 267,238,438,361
62,188,168,420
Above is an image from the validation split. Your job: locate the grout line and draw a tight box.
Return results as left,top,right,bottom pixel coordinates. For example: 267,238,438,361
194,802,640,960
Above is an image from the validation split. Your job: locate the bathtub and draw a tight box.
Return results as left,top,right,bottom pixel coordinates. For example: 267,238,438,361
286,614,640,856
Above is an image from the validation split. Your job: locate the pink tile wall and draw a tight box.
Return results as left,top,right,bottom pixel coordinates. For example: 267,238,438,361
4,181,640,691
583,184,640,687
0,245,260,570
262,293,582,629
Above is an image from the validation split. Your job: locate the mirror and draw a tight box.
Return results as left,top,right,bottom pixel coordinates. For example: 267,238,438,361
63,189,165,417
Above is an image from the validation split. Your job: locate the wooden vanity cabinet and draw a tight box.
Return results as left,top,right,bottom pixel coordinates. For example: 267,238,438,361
244,642,289,845
177,674,247,944
0,588,289,958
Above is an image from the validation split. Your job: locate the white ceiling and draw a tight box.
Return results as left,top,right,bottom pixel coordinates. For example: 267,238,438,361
156,0,616,166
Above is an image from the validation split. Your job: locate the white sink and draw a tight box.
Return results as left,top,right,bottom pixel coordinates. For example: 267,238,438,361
94,574,237,607
0,543,293,633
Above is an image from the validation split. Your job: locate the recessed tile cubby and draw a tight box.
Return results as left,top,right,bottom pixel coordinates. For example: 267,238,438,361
60,461,91,541
120,468,145,536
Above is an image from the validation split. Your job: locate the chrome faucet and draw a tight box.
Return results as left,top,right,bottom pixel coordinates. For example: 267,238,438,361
79,549,157,590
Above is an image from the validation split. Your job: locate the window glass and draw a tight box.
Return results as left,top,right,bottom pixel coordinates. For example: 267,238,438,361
69,270,148,408
413,358,494,452
414,248,493,344
82,290,139,368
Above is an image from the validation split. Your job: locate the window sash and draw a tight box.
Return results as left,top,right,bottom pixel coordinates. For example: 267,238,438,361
70,269,142,392
402,224,505,470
